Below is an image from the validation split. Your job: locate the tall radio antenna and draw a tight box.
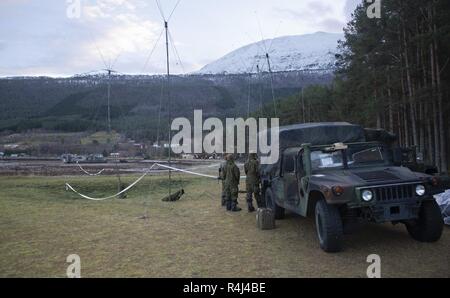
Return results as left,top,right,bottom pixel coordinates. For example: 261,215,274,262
102,68,117,134
165,20,172,196
155,0,182,197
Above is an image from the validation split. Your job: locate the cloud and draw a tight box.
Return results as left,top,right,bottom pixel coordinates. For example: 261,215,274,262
319,18,346,32
0,0,359,76
274,1,334,20
344,0,362,20
73,1,162,69
307,2,333,15
83,0,138,19
274,1,346,34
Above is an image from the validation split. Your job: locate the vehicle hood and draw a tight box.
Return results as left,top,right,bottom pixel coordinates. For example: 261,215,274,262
309,166,429,188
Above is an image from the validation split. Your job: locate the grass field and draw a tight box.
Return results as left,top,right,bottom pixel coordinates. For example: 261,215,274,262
0,175,448,278
80,131,121,145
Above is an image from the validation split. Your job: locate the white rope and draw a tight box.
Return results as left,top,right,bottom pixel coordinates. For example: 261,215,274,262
156,163,247,179
76,162,106,176
65,172,148,201
65,163,246,201
155,163,218,179
66,164,157,201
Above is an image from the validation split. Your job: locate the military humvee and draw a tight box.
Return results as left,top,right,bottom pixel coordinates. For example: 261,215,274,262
259,123,445,252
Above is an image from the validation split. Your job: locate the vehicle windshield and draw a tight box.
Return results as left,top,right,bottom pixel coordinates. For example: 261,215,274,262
311,143,392,171
311,150,344,170
346,144,392,168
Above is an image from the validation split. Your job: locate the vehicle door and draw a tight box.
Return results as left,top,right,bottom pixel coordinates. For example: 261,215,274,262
283,150,299,208
296,151,309,214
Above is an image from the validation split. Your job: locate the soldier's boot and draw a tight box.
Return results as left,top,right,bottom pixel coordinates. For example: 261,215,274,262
226,200,232,211
246,193,255,212
231,201,242,212
221,195,226,207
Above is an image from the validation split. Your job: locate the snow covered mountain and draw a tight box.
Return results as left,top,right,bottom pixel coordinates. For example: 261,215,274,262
197,32,343,74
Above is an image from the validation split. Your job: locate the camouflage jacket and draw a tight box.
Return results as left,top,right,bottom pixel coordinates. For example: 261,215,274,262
223,160,240,188
244,158,260,185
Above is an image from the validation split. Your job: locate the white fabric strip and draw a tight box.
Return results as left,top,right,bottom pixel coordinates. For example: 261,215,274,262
76,162,106,176
65,162,246,201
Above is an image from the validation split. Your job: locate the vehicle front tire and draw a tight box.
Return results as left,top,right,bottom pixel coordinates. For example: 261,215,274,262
406,200,443,242
264,187,285,220
315,199,343,253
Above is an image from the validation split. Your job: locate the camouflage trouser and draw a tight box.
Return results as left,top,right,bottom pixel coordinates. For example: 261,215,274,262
246,183,262,207
221,182,226,206
224,186,239,206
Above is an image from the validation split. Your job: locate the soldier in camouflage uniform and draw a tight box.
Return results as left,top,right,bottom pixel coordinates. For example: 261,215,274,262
223,154,242,212
244,153,262,212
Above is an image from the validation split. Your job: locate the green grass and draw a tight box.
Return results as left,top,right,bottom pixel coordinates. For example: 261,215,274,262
0,175,449,278
80,131,120,145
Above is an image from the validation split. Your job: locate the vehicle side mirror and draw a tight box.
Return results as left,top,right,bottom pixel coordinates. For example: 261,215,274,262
392,148,403,166
416,152,424,163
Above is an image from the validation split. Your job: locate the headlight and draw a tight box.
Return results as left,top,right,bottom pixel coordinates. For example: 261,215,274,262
332,186,344,196
430,177,440,186
362,190,373,202
415,185,426,196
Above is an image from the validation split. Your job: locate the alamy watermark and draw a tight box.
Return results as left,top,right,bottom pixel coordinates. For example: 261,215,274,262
66,254,81,278
66,0,82,19
366,254,381,278
171,110,279,164
366,0,381,19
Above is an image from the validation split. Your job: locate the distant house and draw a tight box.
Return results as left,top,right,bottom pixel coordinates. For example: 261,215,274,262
163,143,180,149
5,144,19,149
0,152,4,157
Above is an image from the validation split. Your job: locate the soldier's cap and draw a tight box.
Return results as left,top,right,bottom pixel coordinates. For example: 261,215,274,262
225,154,234,161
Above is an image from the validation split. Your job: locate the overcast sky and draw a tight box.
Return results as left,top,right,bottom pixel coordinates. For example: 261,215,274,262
0,0,360,77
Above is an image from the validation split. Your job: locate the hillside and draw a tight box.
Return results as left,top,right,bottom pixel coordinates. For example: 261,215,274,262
0,71,333,141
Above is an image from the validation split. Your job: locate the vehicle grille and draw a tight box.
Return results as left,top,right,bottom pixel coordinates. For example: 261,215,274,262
354,171,400,183
372,184,415,202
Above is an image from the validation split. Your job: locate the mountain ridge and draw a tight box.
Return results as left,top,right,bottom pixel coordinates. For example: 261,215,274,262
197,32,343,74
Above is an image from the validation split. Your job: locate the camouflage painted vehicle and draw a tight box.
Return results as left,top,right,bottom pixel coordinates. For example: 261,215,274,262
260,123,445,253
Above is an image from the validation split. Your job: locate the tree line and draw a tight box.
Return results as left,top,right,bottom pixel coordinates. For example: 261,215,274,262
266,0,449,172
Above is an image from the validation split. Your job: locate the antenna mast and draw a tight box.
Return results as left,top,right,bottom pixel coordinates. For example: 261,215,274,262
265,53,277,117
257,64,263,114
165,20,172,196
107,69,112,134
155,0,182,197
302,88,305,123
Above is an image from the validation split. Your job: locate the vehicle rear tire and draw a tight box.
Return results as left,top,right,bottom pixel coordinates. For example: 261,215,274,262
315,199,343,253
265,187,285,220
406,200,443,242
